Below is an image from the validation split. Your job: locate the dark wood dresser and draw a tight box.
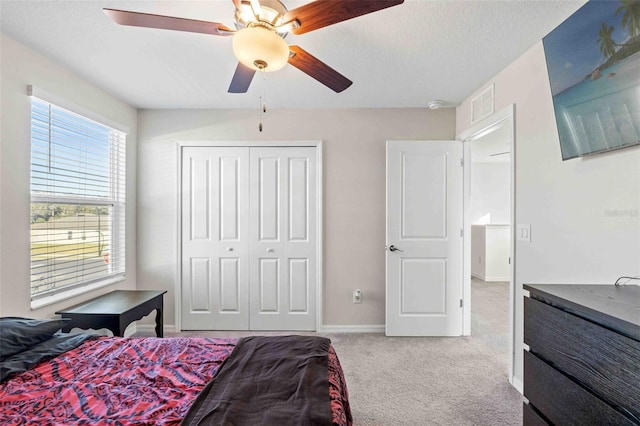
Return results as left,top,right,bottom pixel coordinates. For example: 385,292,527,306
523,284,640,425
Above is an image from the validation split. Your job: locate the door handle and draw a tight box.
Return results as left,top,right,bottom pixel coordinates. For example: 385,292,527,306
388,245,404,252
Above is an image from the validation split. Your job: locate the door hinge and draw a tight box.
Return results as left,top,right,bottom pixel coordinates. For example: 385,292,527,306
460,158,464,167
460,299,463,308
460,229,464,237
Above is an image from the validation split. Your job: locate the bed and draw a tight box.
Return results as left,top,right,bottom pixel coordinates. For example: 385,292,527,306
0,317,352,425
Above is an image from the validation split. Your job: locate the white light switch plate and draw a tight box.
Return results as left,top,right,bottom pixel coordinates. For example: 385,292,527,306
517,224,531,242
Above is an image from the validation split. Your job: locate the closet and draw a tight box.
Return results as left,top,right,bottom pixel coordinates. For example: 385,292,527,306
180,146,318,331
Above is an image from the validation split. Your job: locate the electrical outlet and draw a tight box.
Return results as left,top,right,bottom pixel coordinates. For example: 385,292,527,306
353,289,362,304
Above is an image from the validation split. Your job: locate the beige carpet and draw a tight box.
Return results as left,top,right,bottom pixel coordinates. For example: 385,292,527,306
324,279,520,425
168,279,522,425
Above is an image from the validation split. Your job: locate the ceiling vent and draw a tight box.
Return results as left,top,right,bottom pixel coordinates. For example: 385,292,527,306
471,84,494,124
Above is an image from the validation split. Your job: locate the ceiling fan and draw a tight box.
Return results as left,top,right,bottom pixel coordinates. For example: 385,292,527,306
103,0,404,94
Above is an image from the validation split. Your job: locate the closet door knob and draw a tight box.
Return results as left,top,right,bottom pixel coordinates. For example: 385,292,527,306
266,248,274,253
227,247,234,252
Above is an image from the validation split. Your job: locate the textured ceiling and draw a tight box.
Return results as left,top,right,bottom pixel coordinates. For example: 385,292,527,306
0,0,585,109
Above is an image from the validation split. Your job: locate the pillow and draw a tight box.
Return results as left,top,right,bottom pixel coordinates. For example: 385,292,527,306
0,317,70,360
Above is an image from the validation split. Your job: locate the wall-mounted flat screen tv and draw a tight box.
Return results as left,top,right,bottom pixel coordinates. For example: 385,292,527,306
543,0,640,161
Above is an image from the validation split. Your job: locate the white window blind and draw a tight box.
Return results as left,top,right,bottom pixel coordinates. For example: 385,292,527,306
30,96,126,298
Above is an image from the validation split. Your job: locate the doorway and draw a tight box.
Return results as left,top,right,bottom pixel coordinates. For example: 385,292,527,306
459,105,516,386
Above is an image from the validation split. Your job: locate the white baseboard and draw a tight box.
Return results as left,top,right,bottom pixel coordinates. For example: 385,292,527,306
320,324,385,333
135,324,177,335
134,324,384,335
485,275,509,282
472,272,509,282
511,376,523,394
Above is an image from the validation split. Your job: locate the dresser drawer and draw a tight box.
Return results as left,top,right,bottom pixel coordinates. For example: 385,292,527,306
523,401,548,426
524,350,635,425
524,296,640,422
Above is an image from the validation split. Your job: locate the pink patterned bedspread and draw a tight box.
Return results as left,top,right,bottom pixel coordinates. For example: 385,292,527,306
0,336,352,426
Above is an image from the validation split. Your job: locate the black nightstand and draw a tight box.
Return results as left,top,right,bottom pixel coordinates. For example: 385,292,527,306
56,290,167,337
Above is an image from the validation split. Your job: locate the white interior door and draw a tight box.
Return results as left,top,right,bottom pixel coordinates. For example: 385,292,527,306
386,140,464,336
181,147,250,330
249,147,317,331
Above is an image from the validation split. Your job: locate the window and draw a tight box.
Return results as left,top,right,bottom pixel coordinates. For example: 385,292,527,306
30,95,126,299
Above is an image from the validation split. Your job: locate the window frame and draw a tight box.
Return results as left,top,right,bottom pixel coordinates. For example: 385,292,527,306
28,86,128,307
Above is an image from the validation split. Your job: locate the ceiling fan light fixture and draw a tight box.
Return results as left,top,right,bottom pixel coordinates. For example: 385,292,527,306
232,26,289,72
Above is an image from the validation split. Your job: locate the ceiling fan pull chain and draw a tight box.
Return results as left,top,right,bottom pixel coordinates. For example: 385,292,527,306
262,69,267,113
258,69,267,132
258,96,263,132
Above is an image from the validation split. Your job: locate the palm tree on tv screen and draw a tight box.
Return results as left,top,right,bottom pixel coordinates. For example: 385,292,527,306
616,0,640,38
597,22,616,59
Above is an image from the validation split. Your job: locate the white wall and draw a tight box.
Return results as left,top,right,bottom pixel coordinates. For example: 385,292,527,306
470,162,510,224
0,34,138,318
456,42,640,385
137,108,455,329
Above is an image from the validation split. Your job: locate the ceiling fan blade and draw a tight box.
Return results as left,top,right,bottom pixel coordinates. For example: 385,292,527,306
228,62,257,93
288,46,352,93
103,8,234,36
284,0,404,35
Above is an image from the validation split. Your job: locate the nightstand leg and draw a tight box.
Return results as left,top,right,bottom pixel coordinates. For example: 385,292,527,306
155,308,163,337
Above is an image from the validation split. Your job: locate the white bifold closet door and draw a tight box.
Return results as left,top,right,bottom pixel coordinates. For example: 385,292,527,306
181,146,317,331
181,147,250,330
